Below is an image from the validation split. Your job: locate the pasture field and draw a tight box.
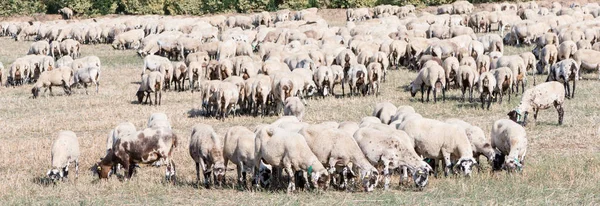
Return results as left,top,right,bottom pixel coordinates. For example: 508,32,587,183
1,11,600,205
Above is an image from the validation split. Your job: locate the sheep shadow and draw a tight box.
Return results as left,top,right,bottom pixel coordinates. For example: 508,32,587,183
32,176,55,187
130,81,141,85
187,108,204,118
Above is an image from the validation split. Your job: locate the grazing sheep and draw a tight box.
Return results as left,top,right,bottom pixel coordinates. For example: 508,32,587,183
493,67,513,104
299,125,379,191
409,62,446,103
71,66,100,95
60,39,80,59
28,40,50,55
400,118,477,177
172,62,187,92
520,52,537,85
147,113,171,129
572,49,600,80
478,71,496,110
223,126,256,188
71,56,101,73
31,67,72,99
445,119,495,166
491,119,527,172
283,97,305,122
47,131,80,181
136,71,164,105
457,65,477,102
547,59,578,98
353,127,432,189
189,123,225,188
372,102,397,124
217,81,240,119
537,44,558,75
105,122,137,176
507,81,565,126
254,126,330,193
96,127,178,182
56,56,73,68
58,7,73,19
443,56,459,88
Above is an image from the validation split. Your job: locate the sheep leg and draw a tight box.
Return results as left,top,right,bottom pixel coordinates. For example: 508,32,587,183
564,83,570,99
420,85,425,103
237,163,244,188
285,166,295,194
383,163,391,190
84,83,88,95
75,160,79,179
443,154,452,177
195,162,201,186
469,86,473,103
533,108,539,121
571,80,576,98
555,102,564,125
480,93,485,110
461,85,466,102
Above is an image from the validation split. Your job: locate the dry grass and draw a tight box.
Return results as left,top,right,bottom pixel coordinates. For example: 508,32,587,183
2,15,600,205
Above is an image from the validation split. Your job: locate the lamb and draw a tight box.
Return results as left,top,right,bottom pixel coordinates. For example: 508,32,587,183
572,49,600,80
223,126,256,188
96,127,177,182
189,123,226,188
299,125,379,191
456,65,477,102
478,71,496,110
71,66,100,95
493,67,514,104
283,97,305,122
547,59,578,98
254,126,330,193
47,131,80,181
372,102,397,124
409,62,446,103
353,127,432,189
507,81,565,126
491,119,527,172
399,118,477,177
31,67,72,99
136,71,164,106
445,119,495,166
147,112,171,129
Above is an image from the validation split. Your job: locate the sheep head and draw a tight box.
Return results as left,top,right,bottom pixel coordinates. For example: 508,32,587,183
361,168,379,192
507,109,528,126
212,164,226,186
455,157,477,176
136,91,145,104
309,168,330,191
502,156,523,172
31,87,39,99
46,168,64,181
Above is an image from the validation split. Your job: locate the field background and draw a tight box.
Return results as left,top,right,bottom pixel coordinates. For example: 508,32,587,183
1,9,600,205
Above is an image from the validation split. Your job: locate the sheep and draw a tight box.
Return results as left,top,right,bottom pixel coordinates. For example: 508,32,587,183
60,39,80,59
399,118,477,177
299,125,379,191
47,131,80,182
96,127,177,182
520,52,537,85
456,65,477,102
71,66,100,95
254,126,330,193
105,122,137,176
353,127,432,189
136,71,164,106
537,44,558,76
58,7,73,19
478,71,496,110
223,126,256,189
443,56,459,88
547,59,579,98
31,67,72,99
71,56,101,74
283,97,305,122
558,40,578,61
372,102,397,124
172,62,187,92
389,105,417,123
8,58,30,86
217,81,240,119
112,29,144,50
572,49,600,80
491,119,527,172
56,56,73,68
409,62,446,103
189,123,225,188
493,67,514,104
28,40,50,55
147,112,171,130
507,81,565,126
445,119,495,167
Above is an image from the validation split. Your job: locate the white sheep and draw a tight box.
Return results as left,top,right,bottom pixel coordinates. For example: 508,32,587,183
491,119,527,172
445,118,496,167
409,61,446,102
31,67,72,99
71,66,100,95
254,126,330,193
478,71,496,110
372,102,397,124
353,127,432,189
400,118,476,177
47,131,80,181
147,112,171,129
299,124,379,191
223,126,256,188
283,97,305,122
136,71,164,105
189,123,226,188
507,81,565,126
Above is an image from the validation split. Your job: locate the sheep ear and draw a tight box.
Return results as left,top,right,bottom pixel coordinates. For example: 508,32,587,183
47,170,52,176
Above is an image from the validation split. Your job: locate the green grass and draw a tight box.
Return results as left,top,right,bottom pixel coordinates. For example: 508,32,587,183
1,18,600,205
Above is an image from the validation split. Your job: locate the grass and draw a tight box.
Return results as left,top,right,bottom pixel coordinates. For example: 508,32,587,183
1,16,600,205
